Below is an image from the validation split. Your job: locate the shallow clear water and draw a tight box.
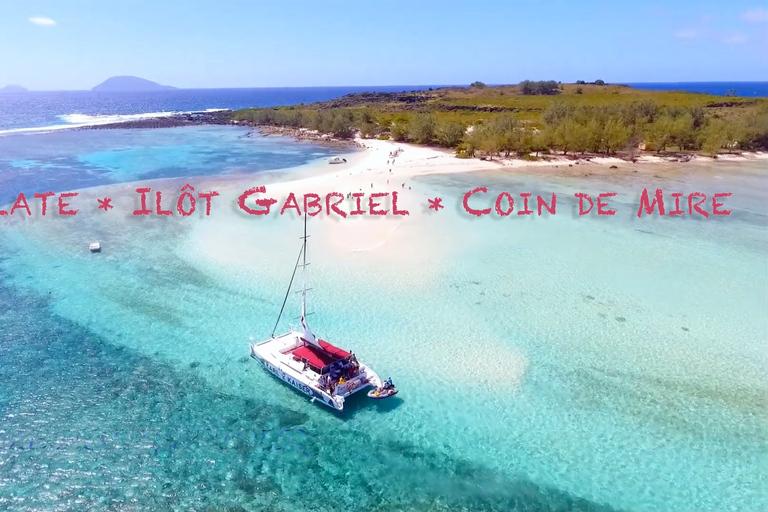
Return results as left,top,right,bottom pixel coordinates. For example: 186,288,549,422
0,128,766,512
0,126,351,205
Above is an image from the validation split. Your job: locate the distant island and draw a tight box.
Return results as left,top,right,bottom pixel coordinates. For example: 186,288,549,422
0,84,28,93
91,76,177,92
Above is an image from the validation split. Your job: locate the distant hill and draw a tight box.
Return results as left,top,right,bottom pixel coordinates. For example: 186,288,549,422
0,84,28,93
91,76,177,92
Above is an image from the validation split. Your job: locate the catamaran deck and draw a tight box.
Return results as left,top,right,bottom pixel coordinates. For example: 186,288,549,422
251,331,382,410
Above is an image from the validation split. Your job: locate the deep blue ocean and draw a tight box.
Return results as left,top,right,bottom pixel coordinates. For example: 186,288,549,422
0,86,440,132
626,81,768,97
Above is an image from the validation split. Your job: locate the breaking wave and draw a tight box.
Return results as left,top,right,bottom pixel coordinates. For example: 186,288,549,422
0,108,229,136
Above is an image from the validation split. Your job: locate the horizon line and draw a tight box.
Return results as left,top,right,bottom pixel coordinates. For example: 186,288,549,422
4,80,768,93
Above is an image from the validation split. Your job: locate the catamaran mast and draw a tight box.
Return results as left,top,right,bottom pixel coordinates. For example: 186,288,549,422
301,208,308,319
298,210,320,347
271,210,310,338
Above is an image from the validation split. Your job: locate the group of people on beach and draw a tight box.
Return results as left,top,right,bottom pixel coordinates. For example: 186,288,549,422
337,146,411,198
386,147,403,166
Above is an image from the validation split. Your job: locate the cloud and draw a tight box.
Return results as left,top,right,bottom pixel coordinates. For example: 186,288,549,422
675,29,699,39
741,7,768,23
29,17,56,26
723,32,748,44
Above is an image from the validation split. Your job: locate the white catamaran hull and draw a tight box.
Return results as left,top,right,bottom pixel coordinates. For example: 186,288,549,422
250,332,381,411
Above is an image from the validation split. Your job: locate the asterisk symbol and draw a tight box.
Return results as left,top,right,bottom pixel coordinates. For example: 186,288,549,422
97,197,113,211
428,197,444,211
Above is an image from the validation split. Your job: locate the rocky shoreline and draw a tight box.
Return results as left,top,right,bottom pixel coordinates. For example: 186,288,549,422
76,110,233,130
250,125,361,148
74,110,360,148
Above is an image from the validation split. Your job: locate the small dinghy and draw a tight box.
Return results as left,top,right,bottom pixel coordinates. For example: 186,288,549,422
367,378,397,399
89,242,101,253
328,156,347,164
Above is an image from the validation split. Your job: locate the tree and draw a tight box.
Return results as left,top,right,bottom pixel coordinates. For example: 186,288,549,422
435,121,466,147
646,116,674,152
576,80,586,85
603,119,630,154
594,79,605,85
722,121,746,153
530,130,550,157
586,119,603,152
689,106,706,129
738,106,768,150
312,111,333,133
517,128,537,156
390,117,410,142
543,102,575,126
700,119,728,156
459,129,481,157
479,132,502,157
359,110,374,124
470,81,486,88
359,122,378,138
551,122,571,154
519,80,560,95
409,114,436,144
565,120,590,154
670,114,696,150
487,115,521,156
331,112,354,138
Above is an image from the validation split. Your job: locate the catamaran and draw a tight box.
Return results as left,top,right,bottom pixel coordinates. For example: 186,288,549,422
249,213,397,411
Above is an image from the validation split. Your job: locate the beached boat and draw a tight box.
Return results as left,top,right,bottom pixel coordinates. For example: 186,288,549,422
328,156,347,164
249,213,396,411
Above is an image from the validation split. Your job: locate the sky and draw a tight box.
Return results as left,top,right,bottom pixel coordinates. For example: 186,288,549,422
1,0,766,90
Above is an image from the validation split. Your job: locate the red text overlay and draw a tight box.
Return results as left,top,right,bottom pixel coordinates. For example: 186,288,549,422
0,185,732,219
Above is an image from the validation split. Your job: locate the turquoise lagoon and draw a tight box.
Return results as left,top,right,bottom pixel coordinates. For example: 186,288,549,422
0,126,766,512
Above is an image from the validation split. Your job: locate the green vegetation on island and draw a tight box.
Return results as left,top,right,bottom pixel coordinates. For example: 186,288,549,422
232,81,768,158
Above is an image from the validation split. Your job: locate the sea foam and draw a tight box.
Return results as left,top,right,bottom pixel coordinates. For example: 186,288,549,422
0,109,231,136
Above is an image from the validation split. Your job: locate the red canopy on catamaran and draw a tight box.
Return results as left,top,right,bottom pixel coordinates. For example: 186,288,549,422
291,339,351,370
318,340,350,359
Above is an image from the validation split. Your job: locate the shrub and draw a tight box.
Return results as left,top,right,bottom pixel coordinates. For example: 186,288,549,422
435,121,466,147
519,80,560,95
390,119,410,142
358,122,379,138
409,114,436,144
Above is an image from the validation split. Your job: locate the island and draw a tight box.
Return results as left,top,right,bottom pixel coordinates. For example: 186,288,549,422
78,80,768,160
230,81,768,158
0,84,29,93
91,76,177,92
